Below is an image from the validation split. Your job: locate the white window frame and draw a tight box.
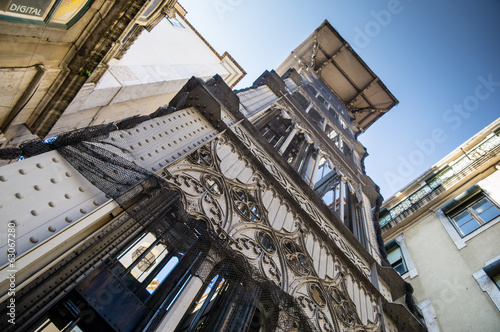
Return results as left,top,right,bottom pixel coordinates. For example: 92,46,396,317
472,255,500,312
417,299,440,332
435,190,500,250
385,234,418,280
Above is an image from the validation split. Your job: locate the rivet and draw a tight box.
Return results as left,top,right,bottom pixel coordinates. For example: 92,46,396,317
48,226,56,232
31,210,39,216
93,200,99,206
34,185,41,191
65,194,71,199
15,193,23,199
52,158,59,163
65,217,73,222
36,163,43,169
65,172,72,177
48,201,55,207
80,208,86,214
19,169,26,175
50,178,57,184
79,187,85,192
30,236,39,243
0,176,6,182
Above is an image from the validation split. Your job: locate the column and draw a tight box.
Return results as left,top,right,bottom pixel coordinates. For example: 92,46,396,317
305,102,313,113
321,118,328,132
309,150,324,188
303,144,316,182
339,177,345,223
332,183,338,212
278,125,297,155
292,139,309,171
156,275,204,331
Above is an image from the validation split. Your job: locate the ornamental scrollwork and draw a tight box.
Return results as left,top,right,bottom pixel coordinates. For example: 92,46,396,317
282,239,311,276
232,124,371,278
187,145,214,166
231,187,262,222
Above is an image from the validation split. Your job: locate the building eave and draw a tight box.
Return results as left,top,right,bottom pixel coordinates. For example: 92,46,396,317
276,20,398,132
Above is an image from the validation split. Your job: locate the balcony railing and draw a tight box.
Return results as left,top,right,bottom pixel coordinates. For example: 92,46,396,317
379,133,500,227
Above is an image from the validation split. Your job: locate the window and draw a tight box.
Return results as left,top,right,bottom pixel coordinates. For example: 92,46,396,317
166,15,185,29
385,240,408,275
113,232,179,298
0,0,92,28
473,256,500,311
443,187,500,237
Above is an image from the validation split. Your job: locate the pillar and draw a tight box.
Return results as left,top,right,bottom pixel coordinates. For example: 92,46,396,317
305,102,313,113
156,275,205,331
278,125,298,155
339,177,345,223
309,150,323,188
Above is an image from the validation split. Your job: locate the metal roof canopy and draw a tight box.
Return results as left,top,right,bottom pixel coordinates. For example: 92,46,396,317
276,20,399,132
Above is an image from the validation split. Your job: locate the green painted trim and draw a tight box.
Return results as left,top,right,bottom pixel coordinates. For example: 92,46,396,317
0,0,93,30
44,0,64,23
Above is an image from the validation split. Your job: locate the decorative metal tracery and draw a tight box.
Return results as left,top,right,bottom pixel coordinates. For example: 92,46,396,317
166,137,380,331
231,187,262,222
283,239,310,276
202,174,223,196
188,145,213,166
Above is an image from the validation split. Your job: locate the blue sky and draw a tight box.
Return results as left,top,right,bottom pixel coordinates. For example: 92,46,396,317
181,0,500,198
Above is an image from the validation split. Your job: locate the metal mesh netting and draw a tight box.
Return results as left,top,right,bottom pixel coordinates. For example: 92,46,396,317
0,108,316,331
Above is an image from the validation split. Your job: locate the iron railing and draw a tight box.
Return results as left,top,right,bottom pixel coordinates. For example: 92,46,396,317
379,133,500,227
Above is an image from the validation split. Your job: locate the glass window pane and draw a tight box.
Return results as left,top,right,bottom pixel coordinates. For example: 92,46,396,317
386,246,402,265
386,244,408,275
494,274,500,290
117,233,169,282
167,16,185,29
394,261,408,275
50,0,87,24
192,275,225,313
146,256,179,294
453,210,475,227
456,218,480,236
133,243,168,282
472,198,500,223
118,233,153,269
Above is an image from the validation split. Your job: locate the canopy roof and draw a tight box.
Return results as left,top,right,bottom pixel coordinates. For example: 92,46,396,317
276,20,398,132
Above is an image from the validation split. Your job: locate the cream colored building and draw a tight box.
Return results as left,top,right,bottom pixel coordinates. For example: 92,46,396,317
48,3,245,139
0,0,178,148
380,118,500,331
0,0,244,157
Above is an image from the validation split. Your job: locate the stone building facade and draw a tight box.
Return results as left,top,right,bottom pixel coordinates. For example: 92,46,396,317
381,118,500,331
0,21,424,331
0,0,243,154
